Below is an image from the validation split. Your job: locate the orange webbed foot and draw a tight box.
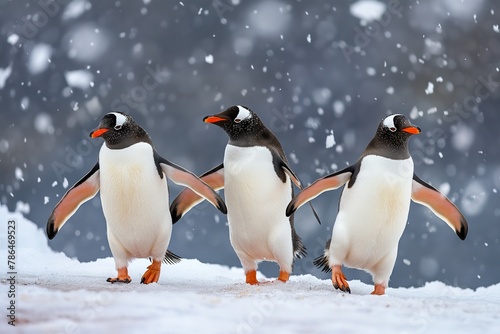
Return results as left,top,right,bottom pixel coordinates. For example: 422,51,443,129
371,284,386,295
331,265,350,293
277,271,290,283
107,267,131,283
245,270,259,285
141,260,161,284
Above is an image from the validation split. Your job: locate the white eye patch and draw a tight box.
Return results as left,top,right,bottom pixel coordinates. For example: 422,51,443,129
110,112,127,128
383,114,401,132
234,105,252,123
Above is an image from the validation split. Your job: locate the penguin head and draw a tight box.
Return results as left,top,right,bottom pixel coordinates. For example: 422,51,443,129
90,112,150,148
378,114,420,141
367,114,421,154
203,105,263,141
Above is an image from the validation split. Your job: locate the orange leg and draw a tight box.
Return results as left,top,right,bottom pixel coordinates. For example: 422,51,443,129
245,270,259,285
107,267,131,283
277,271,290,283
141,260,161,284
331,265,350,293
371,284,386,295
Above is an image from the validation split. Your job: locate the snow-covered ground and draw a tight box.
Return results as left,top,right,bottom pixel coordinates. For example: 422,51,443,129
1,205,499,333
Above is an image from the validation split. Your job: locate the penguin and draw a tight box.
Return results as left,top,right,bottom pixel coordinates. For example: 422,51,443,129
46,112,227,284
170,105,314,284
286,114,468,295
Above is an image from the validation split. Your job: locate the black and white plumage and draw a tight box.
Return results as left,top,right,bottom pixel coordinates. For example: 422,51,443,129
46,112,226,284
171,105,308,284
287,114,468,295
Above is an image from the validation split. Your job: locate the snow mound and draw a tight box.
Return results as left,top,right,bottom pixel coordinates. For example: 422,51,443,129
0,205,499,333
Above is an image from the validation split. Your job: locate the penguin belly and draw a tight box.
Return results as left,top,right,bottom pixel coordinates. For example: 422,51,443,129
330,155,414,270
99,142,171,261
224,145,293,262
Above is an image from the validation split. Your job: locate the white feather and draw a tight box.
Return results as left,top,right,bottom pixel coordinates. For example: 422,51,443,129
235,105,252,121
99,142,171,268
110,112,127,127
329,155,414,285
382,114,402,130
224,145,293,272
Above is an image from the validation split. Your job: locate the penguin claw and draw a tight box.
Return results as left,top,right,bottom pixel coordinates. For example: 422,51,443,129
107,267,131,283
333,283,350,293
107,277,131,284
331,265,351,293
140,260,161,284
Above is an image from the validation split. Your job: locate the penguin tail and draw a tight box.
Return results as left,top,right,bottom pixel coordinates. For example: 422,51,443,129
163,250,182,265
313,239,332,273
292,231,307,259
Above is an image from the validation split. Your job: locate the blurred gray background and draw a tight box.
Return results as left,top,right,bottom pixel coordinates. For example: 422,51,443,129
1,0,498,289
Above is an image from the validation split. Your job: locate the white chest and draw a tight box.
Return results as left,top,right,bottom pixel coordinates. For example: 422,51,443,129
334,155,414,268
337,155,414,246
341,155,414,219
98,142,170,225
224,144,274,179
223,144,293,260
223,145,290,206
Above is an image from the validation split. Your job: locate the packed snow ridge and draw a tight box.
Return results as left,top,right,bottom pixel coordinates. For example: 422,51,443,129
0,205,499,333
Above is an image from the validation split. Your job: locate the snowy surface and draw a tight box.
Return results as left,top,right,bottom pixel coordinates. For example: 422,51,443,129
1,206,499,333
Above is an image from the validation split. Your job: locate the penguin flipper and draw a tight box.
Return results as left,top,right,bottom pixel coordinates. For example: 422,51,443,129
156,155,227,220
46,163,100,239
286,166,354,217
411,174,468,240
278,156,323,225
170,164,225,224
269,150,321,224
279,159,302,188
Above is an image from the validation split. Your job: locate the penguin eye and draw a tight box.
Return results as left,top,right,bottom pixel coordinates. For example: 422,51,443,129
234,118,242,123
389,127,397,132
114,125,122,131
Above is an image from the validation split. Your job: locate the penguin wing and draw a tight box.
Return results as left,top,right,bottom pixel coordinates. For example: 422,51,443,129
286,165,354,217
274,154,301,187
271,150,322,224
46,163,100,239
155,153,227,221
169,164,225,223
411,174,468,240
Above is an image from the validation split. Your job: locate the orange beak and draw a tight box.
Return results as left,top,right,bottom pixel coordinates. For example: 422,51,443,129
90,128,109,138
402,126,421,135
203,115,228,123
